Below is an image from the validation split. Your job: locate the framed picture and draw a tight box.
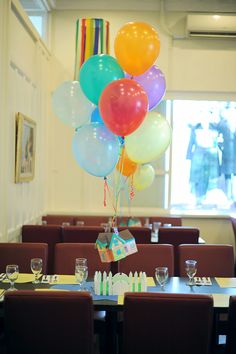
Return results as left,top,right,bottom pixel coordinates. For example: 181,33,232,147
15,112,36,183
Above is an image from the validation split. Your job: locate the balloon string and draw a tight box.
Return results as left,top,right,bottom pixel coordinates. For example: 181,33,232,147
103,177,108,207
104,177,116,214
130,174,135,200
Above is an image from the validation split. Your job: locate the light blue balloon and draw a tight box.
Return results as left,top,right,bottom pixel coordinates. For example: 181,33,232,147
79,54,124,105
72,123,120,177
52,80,94,128
91,107,104,124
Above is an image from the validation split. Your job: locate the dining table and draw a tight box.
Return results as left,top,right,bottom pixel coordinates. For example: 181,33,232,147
0,274,235,353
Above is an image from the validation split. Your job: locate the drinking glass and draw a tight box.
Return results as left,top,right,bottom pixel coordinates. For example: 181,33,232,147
75,258,88,290
155,267,168,290
62,222,70,226
185,259,197,286
76,221,85,226
31,258,43,284
153,222,161,233
6,264,19,291
144,218,150,227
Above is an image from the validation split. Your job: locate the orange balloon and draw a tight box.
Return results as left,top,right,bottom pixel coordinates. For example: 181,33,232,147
114,22,160,76
116,147,137,176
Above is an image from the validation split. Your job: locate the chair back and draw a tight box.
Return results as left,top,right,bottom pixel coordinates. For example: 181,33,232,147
62,226,104,243
149,216,182,226
42,214,75,225
22,225,62,274
119,244,174,276
158,226,199,246
226,295,236,354
4,290,93,354
54,243,110,277
0,243,48,273
178,244,235,277
74,215,110,226
118,227,151,244
123,292,213,354
158,227,199,275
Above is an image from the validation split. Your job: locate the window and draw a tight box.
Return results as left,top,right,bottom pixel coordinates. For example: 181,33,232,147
19,1,48,41
170,100,236,212
29,15,43,37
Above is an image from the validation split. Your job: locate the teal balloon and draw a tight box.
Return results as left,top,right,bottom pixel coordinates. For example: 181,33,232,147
91,107,104,124
79,54,124,105
51,81,94,128
72,123,120,177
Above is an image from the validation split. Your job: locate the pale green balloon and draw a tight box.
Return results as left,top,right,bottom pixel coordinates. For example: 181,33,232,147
133,164,155,191
125,111,172,163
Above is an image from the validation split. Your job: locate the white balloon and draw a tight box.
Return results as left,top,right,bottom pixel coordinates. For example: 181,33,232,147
52,80,94,128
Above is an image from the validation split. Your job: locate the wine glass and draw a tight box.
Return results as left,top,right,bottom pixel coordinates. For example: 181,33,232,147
75,258,88,290
185,259,197,286
155,267,168,290
6,264,19,291
31,258,43,284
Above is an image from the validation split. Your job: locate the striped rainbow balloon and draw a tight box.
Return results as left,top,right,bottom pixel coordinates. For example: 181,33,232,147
74,18,110,80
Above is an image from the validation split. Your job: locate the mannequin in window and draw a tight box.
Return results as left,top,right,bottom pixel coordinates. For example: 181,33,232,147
186,113,220,206
217,104,236,201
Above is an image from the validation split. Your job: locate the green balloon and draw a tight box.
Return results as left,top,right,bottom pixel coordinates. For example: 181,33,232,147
79,54,124,105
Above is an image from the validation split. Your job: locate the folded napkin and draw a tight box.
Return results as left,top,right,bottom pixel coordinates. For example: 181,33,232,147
0,273,6,282
3,273,41,283
215,277,236,288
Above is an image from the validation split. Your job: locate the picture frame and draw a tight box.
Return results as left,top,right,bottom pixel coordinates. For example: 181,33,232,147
15,112,36,183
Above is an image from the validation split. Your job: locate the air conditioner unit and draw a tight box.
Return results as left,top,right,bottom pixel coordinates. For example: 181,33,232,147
186,14,236,38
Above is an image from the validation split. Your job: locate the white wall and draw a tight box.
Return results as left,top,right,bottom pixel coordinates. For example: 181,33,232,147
0,0,53,242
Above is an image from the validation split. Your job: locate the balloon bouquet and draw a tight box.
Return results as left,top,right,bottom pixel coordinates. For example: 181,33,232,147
52,21,171,215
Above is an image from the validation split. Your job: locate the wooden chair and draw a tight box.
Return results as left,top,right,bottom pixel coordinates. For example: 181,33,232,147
74,215,110,226
42,214,75,225
123,292,213,354
54,242,110,277
62,226,104,243
178,244,234,277
118,227,151,244
158,227,199,275
225,295,236,354
54,242,109,353
119,244,174,276
0,243,48,274
4,291,93,354
22,225,62,274
149,216,182,226
178,243,235,349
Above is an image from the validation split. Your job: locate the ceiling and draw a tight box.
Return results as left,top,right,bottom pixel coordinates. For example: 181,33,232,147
20,0,236,13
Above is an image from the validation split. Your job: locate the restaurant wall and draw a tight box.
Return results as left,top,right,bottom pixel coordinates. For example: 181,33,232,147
0,0,53,242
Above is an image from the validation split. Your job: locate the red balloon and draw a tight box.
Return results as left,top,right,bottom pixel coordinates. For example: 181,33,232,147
99,78,148,136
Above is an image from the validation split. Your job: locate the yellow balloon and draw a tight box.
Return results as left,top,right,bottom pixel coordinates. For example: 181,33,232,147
125,111,172,163
114,22,160,76
133,164,155,191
